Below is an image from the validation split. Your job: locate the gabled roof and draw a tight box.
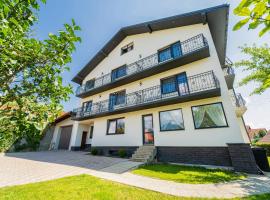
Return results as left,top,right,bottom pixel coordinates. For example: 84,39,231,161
72,4,229,84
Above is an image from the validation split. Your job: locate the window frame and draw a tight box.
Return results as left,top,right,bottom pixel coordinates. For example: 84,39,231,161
191,102,229,130
159,108,185,132
158,41,182,62
160,75,178,94
121,42,134,55
85,78,95,90
89,126,94,139
106,117,125,135
160,72,189,95
111,65,127,81
82,100,92,112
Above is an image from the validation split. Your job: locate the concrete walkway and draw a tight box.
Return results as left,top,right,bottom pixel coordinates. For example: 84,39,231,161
1,151,270,199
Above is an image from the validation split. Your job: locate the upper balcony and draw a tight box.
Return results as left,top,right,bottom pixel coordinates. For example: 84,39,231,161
72,71,220,121
223,57,235,89
76,34,210,98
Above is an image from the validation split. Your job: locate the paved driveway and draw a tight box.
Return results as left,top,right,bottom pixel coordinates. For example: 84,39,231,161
0,151,140,188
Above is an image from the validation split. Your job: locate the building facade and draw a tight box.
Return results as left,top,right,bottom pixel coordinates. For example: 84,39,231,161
51,5,259,173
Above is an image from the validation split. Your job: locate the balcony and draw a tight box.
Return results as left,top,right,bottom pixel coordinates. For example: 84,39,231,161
223,57,235,89
230,92,247,117
72,71,220,120
76,34,210,98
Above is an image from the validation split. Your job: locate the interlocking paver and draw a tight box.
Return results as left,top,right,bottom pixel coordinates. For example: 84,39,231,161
0,151,270,199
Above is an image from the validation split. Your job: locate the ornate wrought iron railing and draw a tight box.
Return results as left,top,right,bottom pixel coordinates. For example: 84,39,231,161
76,34,208,96
72,71,219,119
223,66,235,76
230,91,246,107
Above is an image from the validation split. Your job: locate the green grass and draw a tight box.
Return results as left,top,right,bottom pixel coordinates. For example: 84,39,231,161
132,164,246,184
0,175,268,200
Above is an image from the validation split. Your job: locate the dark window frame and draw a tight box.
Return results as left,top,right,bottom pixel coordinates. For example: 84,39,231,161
106,117,125,135
158,41,182,63
111,65,127,81
82,100,92,112
121,42,134,55
142,114,154,145
89,126,94,139
159,108,185,132
191,102,229,130
85,78,95,90
160,72,189,95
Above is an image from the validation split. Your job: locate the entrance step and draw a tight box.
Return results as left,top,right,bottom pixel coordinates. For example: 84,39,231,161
130,146,156,163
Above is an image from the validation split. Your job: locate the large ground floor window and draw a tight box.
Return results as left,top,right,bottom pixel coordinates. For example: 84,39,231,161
191,102,228,129
159,109,184,131
107,118,125,135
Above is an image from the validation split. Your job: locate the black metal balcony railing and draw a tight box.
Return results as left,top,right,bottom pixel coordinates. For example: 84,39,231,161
223,66,235,76
230,92,246,107
76,34,208,96
72,71,220,120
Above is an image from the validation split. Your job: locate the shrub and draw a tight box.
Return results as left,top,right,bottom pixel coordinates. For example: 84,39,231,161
91,148,98,155
255,143,270,156
118,149,127,158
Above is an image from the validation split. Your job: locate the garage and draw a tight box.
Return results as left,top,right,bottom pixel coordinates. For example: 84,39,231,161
58,126,73,150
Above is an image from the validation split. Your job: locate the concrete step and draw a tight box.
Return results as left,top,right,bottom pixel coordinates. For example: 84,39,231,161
130,145,156,163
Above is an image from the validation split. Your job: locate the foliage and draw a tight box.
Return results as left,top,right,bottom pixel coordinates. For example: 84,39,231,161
234,44,270,95
0,0,81,151
255,143,270,156
252,130,267,144
233,0,270,36
132,164,246,184
118,149,127,158
91,148,98,155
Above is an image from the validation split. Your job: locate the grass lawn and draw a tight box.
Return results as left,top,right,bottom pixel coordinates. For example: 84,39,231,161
0,175,269,200
132,164,246,184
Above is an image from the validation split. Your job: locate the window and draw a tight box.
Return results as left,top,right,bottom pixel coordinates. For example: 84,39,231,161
107,118,125,135
159,109,184,131
89,126,94,139
158,42,182,62
161,77,177,94
111,65,127,81
85,79,95,90
191,102,228,129
109,90,126,110
161,72,189,95
82,101,92,112
121,42,133,55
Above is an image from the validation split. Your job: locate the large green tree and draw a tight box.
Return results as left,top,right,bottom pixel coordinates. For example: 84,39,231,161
233,0,270,36
234,44,270,95
0,0,81,151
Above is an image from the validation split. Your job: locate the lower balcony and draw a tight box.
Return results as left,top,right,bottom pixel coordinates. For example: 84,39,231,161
230,91,247,117
72,71,221,120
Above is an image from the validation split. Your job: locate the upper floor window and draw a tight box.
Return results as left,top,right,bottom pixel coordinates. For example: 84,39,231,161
82,100,92,112
161,72,189,95
158,41,182,62
85,79,95,90
111,65,127,81
109,90,126,111
121,42,133,55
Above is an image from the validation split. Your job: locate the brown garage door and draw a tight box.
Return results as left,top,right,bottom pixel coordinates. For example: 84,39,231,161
58,126,72,150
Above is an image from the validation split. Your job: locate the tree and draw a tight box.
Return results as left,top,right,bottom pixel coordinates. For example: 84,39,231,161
0,0,81,151
234,44,270,95
233,0,270,36
252,130,267,144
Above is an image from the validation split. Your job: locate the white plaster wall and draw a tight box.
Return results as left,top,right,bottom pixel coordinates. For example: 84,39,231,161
77,23,248,147
69,122,90,148
51,117,74,149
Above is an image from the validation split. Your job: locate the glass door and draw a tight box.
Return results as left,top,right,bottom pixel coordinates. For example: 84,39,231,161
142,114,154,145
177,72,189,95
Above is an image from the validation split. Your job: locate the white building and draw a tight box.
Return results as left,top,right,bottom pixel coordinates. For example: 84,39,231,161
51,5,258,173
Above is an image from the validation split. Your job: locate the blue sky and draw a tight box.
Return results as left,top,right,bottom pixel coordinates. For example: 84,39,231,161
36,0,270,129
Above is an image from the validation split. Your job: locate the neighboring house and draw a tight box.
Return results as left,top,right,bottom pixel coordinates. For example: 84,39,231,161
246,125,267,142
51,5,259,173
259,131,270,144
